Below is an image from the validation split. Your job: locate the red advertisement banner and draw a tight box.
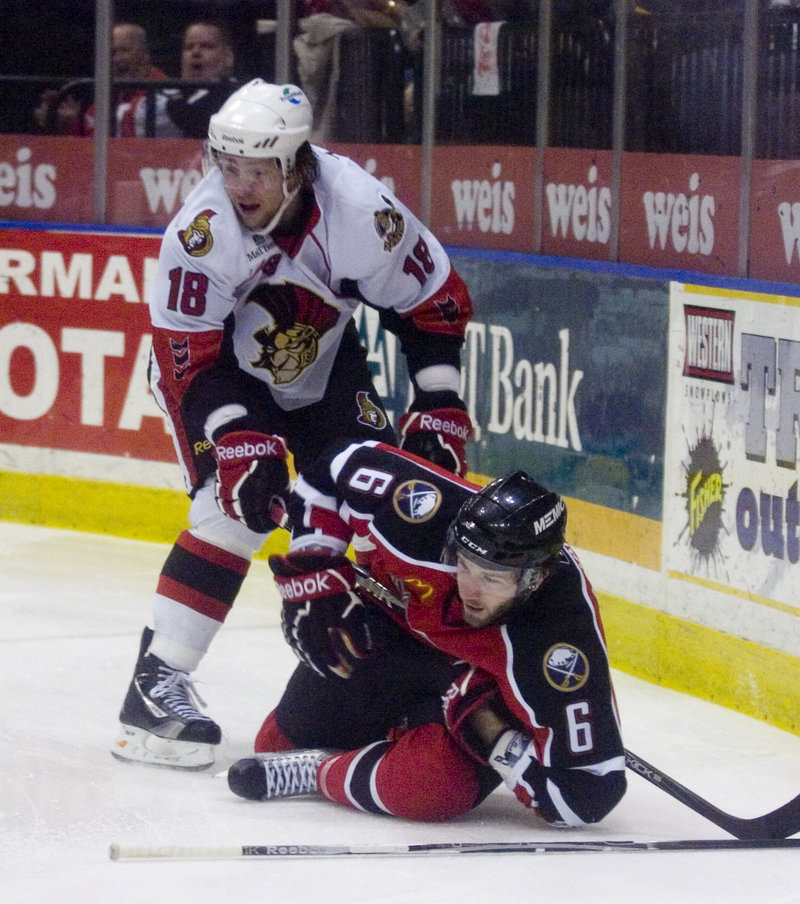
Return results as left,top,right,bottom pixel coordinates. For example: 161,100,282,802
749,159,800,284
619,152,741,275
429,145,537,253
2,137,799,284
107,138,205,227
541,148,613,261
0,135,93,223
0,227,174,462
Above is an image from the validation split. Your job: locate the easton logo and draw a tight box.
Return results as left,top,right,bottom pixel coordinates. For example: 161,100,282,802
683,305,734,383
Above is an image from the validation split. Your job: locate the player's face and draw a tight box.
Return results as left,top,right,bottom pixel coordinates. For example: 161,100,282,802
455,555,519,627
218,155,286,230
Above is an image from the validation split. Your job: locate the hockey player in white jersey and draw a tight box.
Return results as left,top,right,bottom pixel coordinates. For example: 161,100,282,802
112,80,474,770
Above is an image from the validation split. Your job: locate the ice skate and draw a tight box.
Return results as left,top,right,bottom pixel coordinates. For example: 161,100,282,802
227,750,336,801
112,627,221,770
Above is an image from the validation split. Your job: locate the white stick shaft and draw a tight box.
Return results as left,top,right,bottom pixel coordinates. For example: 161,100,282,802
109,843,411,860
109,838,800,860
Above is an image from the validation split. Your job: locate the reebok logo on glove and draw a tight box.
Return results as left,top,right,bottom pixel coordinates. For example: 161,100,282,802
416,412,471,440
215,438,284,461
275,572,335,602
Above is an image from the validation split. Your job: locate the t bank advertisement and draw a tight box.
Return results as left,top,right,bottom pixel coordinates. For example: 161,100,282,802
662,283,800,611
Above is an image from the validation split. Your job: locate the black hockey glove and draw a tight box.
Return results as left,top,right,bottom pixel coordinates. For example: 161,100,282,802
212,430,290,533
398,390,472,476
270,552,379,679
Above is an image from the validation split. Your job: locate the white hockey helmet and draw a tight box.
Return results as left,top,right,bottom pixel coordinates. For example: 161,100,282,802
207,79,312,174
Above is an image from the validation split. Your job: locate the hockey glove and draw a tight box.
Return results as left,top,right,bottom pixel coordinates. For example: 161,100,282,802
398,393,472,476
489,729,626,826
212,430,290,534
270,552,377,679
442,665,504,764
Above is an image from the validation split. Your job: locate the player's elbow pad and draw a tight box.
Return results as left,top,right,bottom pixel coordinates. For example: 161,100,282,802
539,768,627,826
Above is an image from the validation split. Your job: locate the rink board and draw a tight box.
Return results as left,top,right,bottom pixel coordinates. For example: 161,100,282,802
1,225,800,735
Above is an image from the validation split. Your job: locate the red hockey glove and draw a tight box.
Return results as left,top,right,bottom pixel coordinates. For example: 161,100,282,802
270,552,378,679
442,665,503,764
212,430,290,534
398,407,472,476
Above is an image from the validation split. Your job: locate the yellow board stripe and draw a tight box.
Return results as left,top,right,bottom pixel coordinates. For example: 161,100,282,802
682,282,800,307
600,592,800,737
1,468,797,737
0,470,289,557
565,498,661,571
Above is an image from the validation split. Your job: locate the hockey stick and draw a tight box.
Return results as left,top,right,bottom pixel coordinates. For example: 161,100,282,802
624,750,800,840
109,838,800,860
350,564,800,840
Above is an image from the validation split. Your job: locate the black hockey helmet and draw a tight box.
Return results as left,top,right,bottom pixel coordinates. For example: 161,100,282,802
445,471,567,573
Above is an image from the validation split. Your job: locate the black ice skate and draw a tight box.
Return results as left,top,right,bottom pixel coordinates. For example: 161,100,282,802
112,627,221,770
227,750,337,801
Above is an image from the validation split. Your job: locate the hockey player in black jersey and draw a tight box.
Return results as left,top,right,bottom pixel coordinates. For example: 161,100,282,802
228,441,627,826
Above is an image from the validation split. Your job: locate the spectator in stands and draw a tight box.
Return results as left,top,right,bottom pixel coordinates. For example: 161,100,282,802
293,1,411,141
56,22,168,136
163,20,238,139
31,89,60,133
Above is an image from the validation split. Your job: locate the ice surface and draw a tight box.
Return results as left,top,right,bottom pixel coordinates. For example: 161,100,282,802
1,523,798,903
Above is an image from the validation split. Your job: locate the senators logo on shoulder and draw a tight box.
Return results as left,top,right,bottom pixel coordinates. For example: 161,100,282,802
179,209,216,257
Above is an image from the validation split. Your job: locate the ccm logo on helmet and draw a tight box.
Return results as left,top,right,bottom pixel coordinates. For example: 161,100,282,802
533,499,565,535
418,413,470,440
457,533,489,556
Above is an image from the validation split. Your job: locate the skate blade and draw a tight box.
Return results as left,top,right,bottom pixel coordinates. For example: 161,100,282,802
111,724,216,771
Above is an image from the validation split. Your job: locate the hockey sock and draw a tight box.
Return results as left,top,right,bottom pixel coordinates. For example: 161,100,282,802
254,711,296,753
318,724,481,821
150,530,251,671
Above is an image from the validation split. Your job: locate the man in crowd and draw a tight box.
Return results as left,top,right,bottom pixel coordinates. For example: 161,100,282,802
112,81,474,770
163,20,238,138
227,441,627,826
57,23,168,136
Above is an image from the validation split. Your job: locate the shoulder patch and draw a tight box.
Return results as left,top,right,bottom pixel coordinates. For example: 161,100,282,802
355,391,387,430
392,479,441,523
374,199,404,251
543,643,589,691
179,208,216,257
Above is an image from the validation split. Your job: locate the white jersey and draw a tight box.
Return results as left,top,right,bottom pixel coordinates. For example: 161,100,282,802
150,148,464,411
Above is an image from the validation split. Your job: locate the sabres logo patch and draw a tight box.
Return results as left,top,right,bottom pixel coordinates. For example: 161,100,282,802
543,643,589,691
393,480,441,523
179,208,216,257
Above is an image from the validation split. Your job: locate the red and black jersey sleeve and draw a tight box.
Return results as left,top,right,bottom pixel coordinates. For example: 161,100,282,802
378,267,473,377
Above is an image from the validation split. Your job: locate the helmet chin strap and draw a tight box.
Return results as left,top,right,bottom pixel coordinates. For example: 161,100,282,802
259,174,300,235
